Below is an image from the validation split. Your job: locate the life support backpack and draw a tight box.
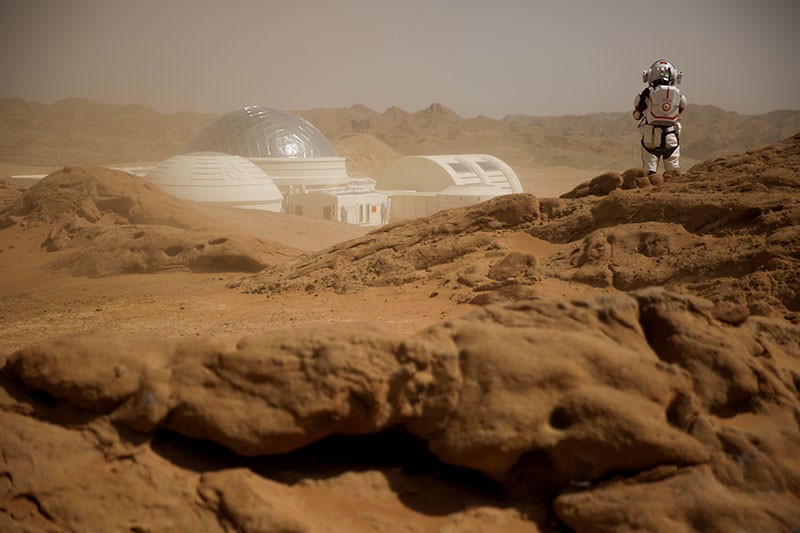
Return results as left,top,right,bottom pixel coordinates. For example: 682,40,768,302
636,85,683,157
640,85,683,126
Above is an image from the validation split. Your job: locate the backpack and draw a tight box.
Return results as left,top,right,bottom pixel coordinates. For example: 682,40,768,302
641,85,683,126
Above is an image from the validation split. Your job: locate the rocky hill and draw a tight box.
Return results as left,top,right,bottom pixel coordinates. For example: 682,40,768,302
0,166,321,276
0,97,215,166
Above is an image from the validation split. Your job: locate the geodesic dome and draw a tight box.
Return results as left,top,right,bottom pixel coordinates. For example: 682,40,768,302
186,105,336,159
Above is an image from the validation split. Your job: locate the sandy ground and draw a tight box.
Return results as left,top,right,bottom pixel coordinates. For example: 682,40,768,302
515,164,598,197
0,218,597,354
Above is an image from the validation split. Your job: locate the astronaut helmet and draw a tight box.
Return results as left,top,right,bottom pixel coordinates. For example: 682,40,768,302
642,59,682,86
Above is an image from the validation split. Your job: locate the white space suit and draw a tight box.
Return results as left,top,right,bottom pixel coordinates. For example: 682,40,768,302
633,60,687,174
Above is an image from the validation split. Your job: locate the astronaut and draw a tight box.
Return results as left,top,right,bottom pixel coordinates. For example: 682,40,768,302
633,59,687,174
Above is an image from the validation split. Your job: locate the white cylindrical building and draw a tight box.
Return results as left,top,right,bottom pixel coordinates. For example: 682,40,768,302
375,154,523,194
375,154,523,221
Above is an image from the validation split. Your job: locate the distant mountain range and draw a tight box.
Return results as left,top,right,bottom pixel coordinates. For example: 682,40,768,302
0,97,215,166
502,105,800,161
1,97,798,177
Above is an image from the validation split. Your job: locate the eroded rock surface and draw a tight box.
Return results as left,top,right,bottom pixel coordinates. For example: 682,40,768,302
234,193,541,295
3,288,799,531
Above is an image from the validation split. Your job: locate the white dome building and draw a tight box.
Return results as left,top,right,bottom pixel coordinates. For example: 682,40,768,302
186,106,351,192
144,153,283,212
375,154,523,222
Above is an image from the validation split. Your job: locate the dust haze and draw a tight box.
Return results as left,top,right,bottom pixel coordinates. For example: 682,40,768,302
1,0,799,117
1,1,800,531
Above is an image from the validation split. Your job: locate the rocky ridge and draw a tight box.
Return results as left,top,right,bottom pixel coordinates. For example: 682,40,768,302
0,166,298,276
235,134,800,319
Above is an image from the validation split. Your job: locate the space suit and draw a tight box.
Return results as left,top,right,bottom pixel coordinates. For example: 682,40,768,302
633,60,687,174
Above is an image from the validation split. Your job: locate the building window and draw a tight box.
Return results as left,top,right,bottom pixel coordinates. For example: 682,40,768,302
447,162,472,173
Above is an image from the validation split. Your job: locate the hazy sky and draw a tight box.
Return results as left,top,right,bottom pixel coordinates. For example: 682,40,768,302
1,0,798,118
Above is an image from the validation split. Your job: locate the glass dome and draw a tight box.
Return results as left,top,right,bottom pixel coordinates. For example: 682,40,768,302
186,105,336,159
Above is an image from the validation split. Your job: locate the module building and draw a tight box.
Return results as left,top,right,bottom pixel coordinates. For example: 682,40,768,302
374,154,523,222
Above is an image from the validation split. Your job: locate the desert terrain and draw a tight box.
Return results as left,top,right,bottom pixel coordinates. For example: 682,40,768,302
1,99,799,532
